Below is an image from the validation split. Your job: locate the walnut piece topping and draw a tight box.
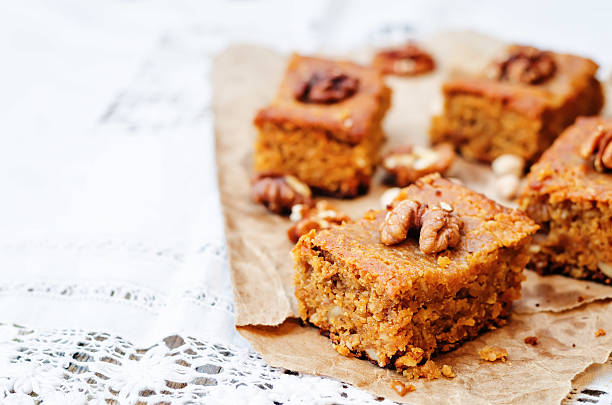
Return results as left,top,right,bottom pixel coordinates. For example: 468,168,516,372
419,206,463,255
287,201,350,243
374,43,435,76
479,346,508,362
580,125,612,172
491,46,556,85
524,336,538,346
380,199,426,246
379,199,463,254
251,174,312,215
295,70,359,104
382,143,456,187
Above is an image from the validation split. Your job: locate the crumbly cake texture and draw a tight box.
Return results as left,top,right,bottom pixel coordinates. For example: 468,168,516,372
519,117,612,284
293,175,538,372
430,46,603,163
254,54,391,197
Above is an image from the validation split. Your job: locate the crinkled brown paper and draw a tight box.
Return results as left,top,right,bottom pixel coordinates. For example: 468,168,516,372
213,31,612,404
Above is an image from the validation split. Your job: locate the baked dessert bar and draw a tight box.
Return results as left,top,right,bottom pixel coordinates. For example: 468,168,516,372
254,54,391,197
293,174,538,373
519,117,612,284
430,45,603,163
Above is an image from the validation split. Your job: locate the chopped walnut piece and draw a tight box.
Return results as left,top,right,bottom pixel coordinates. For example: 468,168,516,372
479,346,508,362
390,380,415,396
524,336,538,346
373,43,435,76
380,187,401,209
490,45,556,85
382,143,456,187
580,125,612,172
380,199,463,254
595,328,606,337
441,364,456,378
295,70,359,104
251,173,312,215
287,201,350,243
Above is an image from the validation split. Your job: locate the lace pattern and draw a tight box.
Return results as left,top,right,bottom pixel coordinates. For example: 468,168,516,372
0,323,396,405
0,321,608,404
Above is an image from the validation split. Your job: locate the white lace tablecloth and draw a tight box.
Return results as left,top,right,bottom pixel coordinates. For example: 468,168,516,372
1,1,611,403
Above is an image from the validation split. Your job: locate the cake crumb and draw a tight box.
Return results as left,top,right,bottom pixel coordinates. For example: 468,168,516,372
401,360,442,380
419,360,442,380
595,328,606,337
524,336,538,346
390,380,415,396
333,343,352,357
441,364,456,378
395,347,425,369
479,346,508,362
437,255,451,269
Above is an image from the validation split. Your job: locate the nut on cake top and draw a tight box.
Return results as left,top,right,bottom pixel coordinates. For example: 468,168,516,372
254,54,390,145
521,116,612,204
430,44,603,163
446,45,600,116
297,174,538,299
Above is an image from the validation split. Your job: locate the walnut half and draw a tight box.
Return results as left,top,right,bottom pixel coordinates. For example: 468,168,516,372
580,125,612,172
295,70,359,104
379,199,463,254
489,45,556,85
418,206,462,255
251,173,312,215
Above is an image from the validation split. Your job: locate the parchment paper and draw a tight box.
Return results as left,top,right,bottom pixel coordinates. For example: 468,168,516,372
213,31,612,404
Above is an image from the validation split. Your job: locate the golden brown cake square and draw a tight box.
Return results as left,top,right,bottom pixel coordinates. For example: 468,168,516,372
254,54,391,197
519,116,612,284
293,174,538,374
430,45,603,163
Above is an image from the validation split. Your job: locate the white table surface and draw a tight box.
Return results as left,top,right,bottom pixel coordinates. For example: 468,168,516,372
0,1,610,403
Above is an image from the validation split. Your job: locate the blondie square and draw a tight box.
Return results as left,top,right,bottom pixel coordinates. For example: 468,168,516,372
519,117,612,284
254,54,391,197
430,45,603,163
293,174,538,372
